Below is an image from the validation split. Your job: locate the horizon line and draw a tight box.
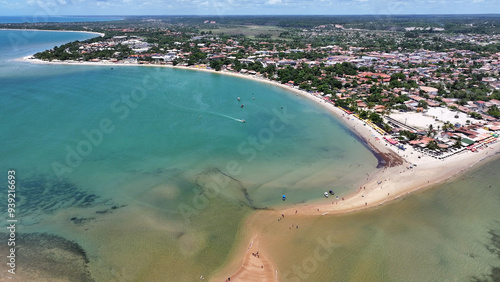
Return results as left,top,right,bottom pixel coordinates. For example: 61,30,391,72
2,13,500,17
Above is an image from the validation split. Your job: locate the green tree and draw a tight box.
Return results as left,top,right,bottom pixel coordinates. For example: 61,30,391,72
369,112,382,124
427,124,436,138
469,112,482,120
487,105,500,118
442,121,455,132
209,60,222,71
418,100,428,109
400,130,418,141
454,136,462,149
359,110,369,120
426,140,439,151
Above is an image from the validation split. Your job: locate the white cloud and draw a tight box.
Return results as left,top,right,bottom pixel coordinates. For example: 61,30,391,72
268,0,282,4
0,0,26,9
0,0,496,16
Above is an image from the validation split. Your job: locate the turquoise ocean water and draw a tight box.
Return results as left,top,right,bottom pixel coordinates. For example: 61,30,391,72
0,30,499,281
0,30,376,280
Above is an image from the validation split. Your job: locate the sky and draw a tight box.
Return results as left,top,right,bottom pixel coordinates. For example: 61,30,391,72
0,0,499,16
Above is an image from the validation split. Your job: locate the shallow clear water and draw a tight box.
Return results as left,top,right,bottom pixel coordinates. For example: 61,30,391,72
0,30,377,280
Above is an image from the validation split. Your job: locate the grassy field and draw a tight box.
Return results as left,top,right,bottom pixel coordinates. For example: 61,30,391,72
200,25,286,39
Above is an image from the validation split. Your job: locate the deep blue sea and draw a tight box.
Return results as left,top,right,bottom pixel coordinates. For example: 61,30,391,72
0,15,122,23
0,29,499,281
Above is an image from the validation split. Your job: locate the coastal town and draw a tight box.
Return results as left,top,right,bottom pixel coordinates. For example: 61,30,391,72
27,17,500,160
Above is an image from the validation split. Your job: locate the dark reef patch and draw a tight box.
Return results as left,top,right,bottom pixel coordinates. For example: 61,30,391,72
0,174,111,224
0,232,94,281
70,217,96,226
193,168,259,209
471,228,500,282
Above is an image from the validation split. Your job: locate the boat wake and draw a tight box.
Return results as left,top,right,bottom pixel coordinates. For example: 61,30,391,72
161,94,244,123
213,113,244,123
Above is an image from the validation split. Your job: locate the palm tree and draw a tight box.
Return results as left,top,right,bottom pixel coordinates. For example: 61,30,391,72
449,122,455,132
442,121,449,132
427,140,440,151
427,124,436,138
454,136,462,149
383,123,392,133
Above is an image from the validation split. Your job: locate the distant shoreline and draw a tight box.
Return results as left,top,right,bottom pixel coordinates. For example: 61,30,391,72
0,28,104,37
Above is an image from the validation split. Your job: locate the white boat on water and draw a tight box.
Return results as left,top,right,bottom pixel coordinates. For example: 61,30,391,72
324,192,329,198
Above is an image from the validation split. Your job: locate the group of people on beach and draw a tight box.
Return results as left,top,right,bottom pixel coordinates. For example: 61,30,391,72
277,212,299,230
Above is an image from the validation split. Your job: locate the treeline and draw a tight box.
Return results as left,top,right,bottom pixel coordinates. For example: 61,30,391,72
207,60,360,94
33,39,132,61
4,15,500,36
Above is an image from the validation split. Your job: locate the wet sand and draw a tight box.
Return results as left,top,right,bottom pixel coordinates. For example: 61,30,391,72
213,146,499,281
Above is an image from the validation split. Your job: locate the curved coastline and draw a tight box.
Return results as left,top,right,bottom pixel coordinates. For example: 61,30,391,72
19,55,500,281
16,55,402,166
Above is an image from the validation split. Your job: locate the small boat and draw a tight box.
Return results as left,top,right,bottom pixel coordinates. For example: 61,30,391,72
237,97,240,101
241,119,246,123
282,195,286,201
329,190,334,195
241,104,244,108
324,192,329,198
